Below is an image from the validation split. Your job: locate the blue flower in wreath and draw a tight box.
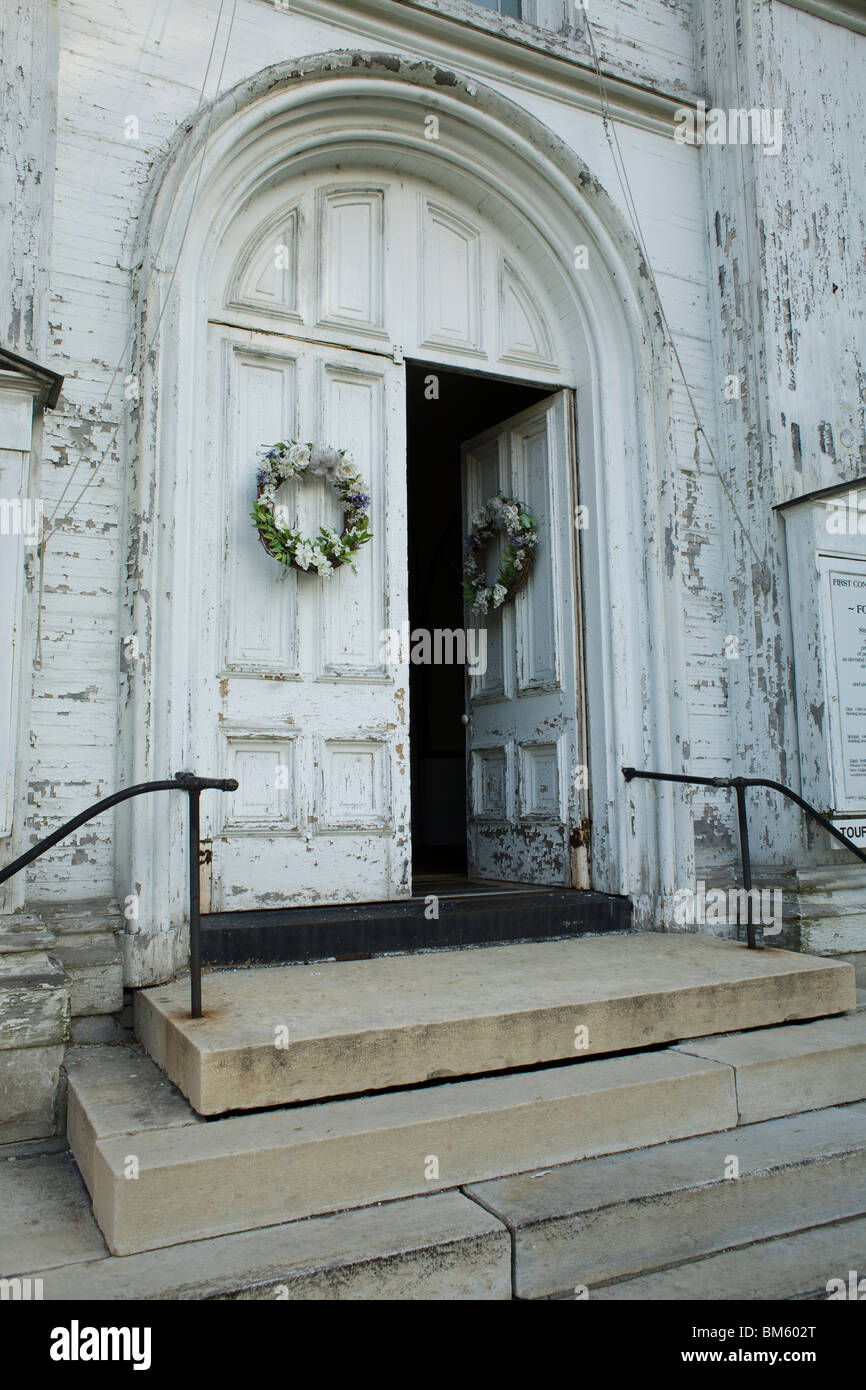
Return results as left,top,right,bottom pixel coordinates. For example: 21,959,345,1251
462,493,538,613
252,439,373,574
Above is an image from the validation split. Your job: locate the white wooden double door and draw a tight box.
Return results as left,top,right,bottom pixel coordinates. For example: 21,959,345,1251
196,328,585,910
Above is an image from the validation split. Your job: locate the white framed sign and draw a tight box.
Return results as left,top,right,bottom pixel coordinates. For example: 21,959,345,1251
818,555,866,814
834,817,866,848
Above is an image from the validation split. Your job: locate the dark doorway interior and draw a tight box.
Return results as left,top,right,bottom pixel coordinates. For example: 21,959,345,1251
405,360,550,879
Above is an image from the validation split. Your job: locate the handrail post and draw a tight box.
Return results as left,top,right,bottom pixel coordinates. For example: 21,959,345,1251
733,779,758,950
0,771,236,1020
187,781,203,1019
623,765,866,948
174,771,237,1017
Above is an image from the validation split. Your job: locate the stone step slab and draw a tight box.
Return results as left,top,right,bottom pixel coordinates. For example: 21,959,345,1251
0,948,68,1051
0,941,69,1144
0,1148,109,1277
0,1046,64,1146
587,1214,866,1301
673,1011,866,1123
468,1101,866,1299
15,1189,510,1301
134,932,855,1114
65,1044,202,1197
65,1043,736,1255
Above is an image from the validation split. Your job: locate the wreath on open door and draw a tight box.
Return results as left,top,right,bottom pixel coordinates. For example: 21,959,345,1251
462,494,538,613
251,440,372,575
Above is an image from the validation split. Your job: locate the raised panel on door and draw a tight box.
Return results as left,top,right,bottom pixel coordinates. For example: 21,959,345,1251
419,198,484,358
199,328,409,909
462,390,586,886
320,359,389,676
317,186,386,339
227,204,301,321
224,346,299,675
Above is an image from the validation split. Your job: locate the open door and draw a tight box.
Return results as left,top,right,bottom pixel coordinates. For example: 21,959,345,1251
461,390,588,886
197,330,410,910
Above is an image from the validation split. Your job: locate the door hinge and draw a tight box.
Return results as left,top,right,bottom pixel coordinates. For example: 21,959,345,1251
198,839,213,914
570,819,591,849
392,343,404,364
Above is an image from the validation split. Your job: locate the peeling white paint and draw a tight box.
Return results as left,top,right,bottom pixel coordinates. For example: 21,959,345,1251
0,0,862,985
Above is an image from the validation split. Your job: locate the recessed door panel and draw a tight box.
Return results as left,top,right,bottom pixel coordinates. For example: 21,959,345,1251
199,329,409,909
462,391,586,886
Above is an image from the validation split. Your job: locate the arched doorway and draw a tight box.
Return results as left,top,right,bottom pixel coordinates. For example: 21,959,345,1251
120,55,690,985
197,162,585,913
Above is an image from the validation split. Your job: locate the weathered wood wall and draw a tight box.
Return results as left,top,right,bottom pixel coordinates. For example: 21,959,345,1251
5,0,863,921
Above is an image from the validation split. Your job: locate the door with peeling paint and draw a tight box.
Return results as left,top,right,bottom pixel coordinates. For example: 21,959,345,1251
196,328,410,909
462,391,588,886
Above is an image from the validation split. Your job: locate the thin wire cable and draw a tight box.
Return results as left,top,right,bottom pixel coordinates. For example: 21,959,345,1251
583,13,769,585
54,0,239,526
43,0,229,532
35,0,239,665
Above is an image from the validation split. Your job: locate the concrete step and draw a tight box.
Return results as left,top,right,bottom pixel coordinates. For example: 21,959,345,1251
4,1146,510,1299
10,1136,866,1302
134,932,855,1115
68,1192,511,1300
0,931,69,1144
587,1214,866,1301
674,1010,866,1123
468,1101,866,1298
65,1042,737,1256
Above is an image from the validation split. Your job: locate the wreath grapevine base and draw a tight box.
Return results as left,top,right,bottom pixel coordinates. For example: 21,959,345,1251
251,440,372,576
463,494,539,613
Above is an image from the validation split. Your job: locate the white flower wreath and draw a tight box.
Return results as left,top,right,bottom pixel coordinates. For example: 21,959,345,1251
462,493,538,613
251,441,372,576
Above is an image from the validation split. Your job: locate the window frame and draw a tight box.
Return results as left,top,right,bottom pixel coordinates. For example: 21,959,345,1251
464,0,525,21
400,0,575,42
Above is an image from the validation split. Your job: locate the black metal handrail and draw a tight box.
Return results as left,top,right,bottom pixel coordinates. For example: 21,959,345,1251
623,767,866,948
0,772,237,1017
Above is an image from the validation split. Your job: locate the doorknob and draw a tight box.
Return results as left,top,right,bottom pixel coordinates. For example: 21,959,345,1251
460,714,469,725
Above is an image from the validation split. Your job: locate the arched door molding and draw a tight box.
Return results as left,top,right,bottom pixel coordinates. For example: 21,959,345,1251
120,53,691,985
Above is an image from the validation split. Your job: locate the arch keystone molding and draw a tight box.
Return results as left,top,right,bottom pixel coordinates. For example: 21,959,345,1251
120,52,691,986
